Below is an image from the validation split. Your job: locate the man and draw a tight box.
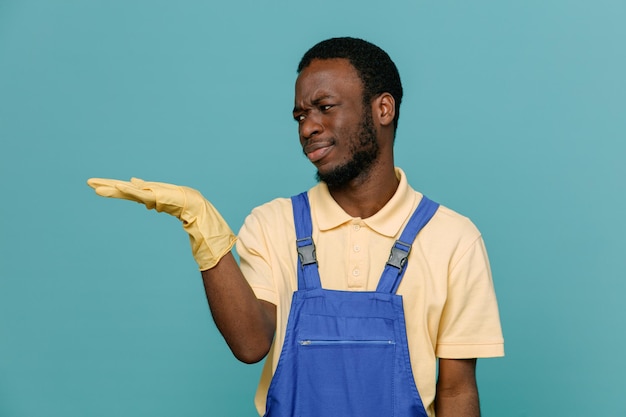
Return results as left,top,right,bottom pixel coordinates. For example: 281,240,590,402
88,37,503,417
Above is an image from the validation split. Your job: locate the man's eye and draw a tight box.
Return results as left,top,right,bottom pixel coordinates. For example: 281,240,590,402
320,105,333,111
294,114,305,122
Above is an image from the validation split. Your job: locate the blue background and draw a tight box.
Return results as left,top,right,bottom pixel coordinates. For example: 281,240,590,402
1,1,624,416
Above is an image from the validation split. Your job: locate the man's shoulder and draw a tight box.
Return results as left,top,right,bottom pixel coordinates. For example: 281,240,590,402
248,196,293,221
425,202,484,250
406,186,482,241
238,196,296,245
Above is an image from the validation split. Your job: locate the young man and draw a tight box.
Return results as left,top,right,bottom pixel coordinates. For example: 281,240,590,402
88,37,503,417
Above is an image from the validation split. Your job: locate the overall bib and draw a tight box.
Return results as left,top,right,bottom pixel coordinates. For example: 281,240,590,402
264,193,439,417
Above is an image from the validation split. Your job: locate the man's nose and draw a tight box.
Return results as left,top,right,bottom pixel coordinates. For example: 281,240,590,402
299,115,323,139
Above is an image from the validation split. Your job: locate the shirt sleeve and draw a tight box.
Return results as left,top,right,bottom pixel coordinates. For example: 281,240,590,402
435,235,505,358
236,208,280,306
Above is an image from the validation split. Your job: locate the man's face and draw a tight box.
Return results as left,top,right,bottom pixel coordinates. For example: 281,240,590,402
293,58,379,187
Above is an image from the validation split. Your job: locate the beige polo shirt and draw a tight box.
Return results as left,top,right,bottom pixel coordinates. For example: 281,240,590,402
237,168,504,416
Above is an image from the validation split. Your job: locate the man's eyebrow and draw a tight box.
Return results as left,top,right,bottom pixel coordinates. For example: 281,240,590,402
312,94,334,106
293,95,335,114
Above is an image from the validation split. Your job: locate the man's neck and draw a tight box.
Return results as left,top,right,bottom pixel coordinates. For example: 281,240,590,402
327,162,399,219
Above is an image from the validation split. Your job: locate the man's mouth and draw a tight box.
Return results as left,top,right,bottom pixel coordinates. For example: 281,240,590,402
304,140,334,163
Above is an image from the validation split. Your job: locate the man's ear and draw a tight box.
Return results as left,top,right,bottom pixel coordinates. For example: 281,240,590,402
372,93,396,127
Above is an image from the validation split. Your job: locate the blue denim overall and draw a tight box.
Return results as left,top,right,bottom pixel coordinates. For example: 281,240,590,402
264,193,439,417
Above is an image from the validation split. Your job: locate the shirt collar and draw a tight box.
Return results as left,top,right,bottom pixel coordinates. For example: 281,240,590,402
309,168,419,238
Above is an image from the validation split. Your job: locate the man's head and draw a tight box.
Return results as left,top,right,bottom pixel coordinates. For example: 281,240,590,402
294,39,401,188
297,37,403,132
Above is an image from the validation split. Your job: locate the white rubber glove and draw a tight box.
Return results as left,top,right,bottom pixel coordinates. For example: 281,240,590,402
87,177,236,271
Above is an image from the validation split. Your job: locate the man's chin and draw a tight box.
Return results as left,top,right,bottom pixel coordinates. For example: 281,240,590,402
316,165,357,188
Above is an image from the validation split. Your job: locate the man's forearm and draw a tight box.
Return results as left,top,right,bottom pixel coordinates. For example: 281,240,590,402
435,358,480,417
435,389,480,417
201,252,276,364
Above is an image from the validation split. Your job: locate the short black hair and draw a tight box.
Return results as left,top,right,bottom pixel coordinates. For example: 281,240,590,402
297,37,403,132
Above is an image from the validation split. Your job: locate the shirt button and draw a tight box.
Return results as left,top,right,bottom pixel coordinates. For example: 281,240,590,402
353,224,361,231
352,269,360,276
354,245,361,252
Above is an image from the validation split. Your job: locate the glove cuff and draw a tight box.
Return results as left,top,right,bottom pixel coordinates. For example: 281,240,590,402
181,193,237,270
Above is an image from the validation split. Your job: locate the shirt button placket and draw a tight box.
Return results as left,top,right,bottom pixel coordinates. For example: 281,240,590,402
348,221,365,289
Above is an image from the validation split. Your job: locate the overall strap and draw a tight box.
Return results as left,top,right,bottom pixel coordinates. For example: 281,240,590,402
376,196,440,294
291,192,322,290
